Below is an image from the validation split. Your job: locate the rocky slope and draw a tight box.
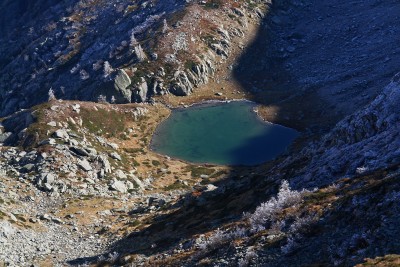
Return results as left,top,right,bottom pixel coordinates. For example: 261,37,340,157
1,0,400,266
0,0,266,116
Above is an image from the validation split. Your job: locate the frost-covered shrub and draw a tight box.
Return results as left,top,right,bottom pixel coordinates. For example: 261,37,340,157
107,251,119,261
199,228,227,250
130,32,138,47
238,247,258,267
198,227,247,252
48,88,56,101
289,215,315,234
131,14,163,35
93,60,103,71
97,95,108,103
162,18,169,33
70,63,80,74
103,61,114,77
281,236,298,255
80,69,90,80
249,180,307,232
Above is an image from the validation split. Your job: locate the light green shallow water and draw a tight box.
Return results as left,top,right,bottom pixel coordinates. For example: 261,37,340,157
150,101,299,166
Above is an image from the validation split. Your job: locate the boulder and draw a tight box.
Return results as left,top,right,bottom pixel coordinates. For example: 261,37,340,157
71,104,81,113
98,155,111,173
108,143,119,150
113,69,132,103
47,121,57,127
205,184,218,192
0,132,12,143
132,175,145,190
53,129,69,140
70,146,90,157
22,164,35,173
115,169,127,179
126,181,135,190
77,159,92,171
132,78,148,102
36,173,57,187
0,221,15,238
39,138,56,145
109,179,127,193
109,152,122,161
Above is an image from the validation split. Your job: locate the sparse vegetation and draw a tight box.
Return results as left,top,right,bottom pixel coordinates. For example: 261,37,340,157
184,166,216,178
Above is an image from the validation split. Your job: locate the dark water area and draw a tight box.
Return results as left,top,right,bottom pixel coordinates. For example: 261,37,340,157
150,101,299,165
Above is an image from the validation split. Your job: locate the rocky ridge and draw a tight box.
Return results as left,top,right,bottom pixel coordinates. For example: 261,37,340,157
0,0,267,116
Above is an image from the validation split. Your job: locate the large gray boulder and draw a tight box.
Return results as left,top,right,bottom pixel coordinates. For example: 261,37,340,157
77,159,92,171
109,179,127,193
113,69,132,103
94,69,132,103
0,132,12,143
169,71,194,96
132,78,148,102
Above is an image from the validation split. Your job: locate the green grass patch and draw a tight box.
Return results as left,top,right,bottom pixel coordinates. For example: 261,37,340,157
123,147,145,154
152,160,161,166
127,219,141,227
184,166,215,178
80,107,129,137
209,170,228,178
164,181,190,191
203,0,222,9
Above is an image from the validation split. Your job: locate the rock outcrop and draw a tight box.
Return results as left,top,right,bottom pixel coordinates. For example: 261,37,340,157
277,76,400,189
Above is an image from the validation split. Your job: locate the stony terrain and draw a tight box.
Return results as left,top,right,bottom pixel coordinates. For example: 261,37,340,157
0,0,266,116
1,0,400,266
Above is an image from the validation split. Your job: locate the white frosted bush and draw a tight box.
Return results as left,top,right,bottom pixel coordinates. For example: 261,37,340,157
249,180,306,233
48,88,56,101
103,61,114,77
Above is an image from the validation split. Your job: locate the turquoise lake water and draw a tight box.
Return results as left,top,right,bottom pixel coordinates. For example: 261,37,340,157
150,101,299,166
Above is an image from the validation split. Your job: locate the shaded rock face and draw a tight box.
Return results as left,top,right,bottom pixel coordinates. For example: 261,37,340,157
279,77,400,189
169,54,216,96
0,110,35,145
96,69,132,103
132,78,148,103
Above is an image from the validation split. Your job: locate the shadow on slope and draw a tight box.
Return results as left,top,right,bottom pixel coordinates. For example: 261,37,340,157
68,0,400,265
67,2,299,265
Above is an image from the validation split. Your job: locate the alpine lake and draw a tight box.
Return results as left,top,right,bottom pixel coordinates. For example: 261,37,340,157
151,101,299,166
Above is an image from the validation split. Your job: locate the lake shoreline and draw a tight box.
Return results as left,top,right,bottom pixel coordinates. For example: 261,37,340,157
150,101,300,166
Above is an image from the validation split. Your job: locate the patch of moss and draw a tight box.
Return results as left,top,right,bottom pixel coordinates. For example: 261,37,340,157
210,170,228,178
164,181,190,191
152,160,161,166
184,60,197,71
203,0,222,9
184,166,216,178
127,219,141,227
80,107,128,137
